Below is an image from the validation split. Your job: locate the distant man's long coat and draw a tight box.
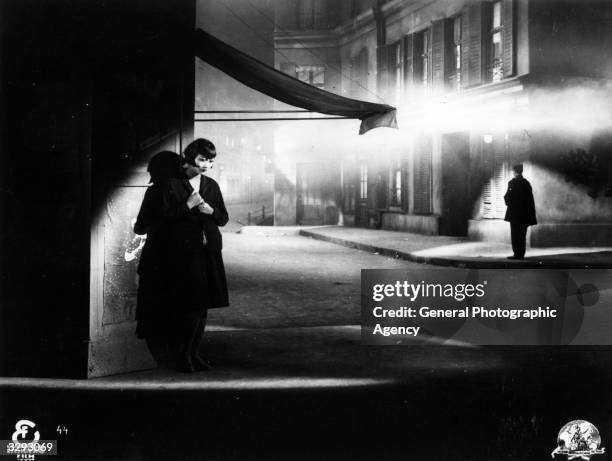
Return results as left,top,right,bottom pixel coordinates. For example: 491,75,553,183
503,175,537,226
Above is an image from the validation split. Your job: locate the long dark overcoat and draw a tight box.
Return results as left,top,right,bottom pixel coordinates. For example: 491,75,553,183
134,174,229,340
503,175,537,226
167,174,230,309
134,183,185,340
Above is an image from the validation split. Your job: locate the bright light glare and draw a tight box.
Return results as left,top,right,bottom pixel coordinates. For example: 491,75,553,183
396,83,612,136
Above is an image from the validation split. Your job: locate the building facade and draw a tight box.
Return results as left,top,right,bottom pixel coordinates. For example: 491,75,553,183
274,0,612,246
196,0,276,215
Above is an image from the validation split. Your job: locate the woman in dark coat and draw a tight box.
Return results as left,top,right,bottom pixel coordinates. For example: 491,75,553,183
134,140,229,372
166,138,229,372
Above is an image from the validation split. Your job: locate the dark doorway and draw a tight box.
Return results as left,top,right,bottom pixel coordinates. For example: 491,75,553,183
296,163,340,225
440,132,471,236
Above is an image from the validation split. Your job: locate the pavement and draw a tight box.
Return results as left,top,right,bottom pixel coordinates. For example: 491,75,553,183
2,326,612,460
286,225,612,269
1,228,612,460
207,232,415,329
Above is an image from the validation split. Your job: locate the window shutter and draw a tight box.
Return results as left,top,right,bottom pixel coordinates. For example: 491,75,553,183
414,138,433,215
432,20,446,92
493,137,509,217
493,162,507,217
482,137,508,218
425,28,433,87
461,3,485,88
482,141,493,217
403,34,414,89
401,157,409,212
502,0,515,78
411,32,424,85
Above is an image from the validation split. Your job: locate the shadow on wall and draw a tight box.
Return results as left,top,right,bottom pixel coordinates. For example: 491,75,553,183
530,129,612,222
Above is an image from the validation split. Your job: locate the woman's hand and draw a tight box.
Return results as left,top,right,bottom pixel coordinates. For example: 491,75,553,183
197,201,214,215
187,192,204,209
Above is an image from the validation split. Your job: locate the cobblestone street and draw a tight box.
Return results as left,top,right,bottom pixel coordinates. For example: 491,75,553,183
208,231,419,329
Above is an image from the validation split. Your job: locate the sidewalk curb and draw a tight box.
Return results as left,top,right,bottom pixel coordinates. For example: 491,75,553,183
238,225,322,236
298,230,610,269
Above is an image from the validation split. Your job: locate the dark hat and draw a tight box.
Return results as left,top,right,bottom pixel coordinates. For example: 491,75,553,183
147,151,181,183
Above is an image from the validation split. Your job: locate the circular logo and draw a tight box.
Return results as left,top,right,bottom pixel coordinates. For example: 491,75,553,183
552,420,606,460
11,420,40,441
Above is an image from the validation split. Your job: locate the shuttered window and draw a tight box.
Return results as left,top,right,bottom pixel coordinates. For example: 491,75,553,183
502,0,515,78
414,138,433,215
403,34,414,89
459,0,515,88
450,16,462,90
432,19,453,93
394,40,404,104
403,29,431,94
482,135,510,219
484,0,515,82
421,28,432,91
461,2,484,88
431,17,466,93
490,1,503,82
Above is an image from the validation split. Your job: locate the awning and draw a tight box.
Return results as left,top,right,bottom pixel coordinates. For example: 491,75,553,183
194,28,398,135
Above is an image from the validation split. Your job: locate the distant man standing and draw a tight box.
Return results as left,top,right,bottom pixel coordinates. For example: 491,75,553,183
504,164,537,260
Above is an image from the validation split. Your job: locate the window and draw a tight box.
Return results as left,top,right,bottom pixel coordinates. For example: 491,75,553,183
421,29,431,89
412,28,432,93
389,161,403,208
394,41,403,104
450,16,462,90
482,134,510,218
296,65,325,89
360,165,368,200
489,1,503,82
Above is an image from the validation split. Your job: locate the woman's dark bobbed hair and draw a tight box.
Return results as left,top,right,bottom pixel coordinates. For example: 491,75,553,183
183,138,217,165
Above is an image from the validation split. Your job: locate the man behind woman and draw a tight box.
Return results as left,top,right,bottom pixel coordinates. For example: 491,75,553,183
134,138,229,372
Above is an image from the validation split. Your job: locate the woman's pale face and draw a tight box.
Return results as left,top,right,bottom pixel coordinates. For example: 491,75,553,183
185,154,214,177
194,155,214,173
